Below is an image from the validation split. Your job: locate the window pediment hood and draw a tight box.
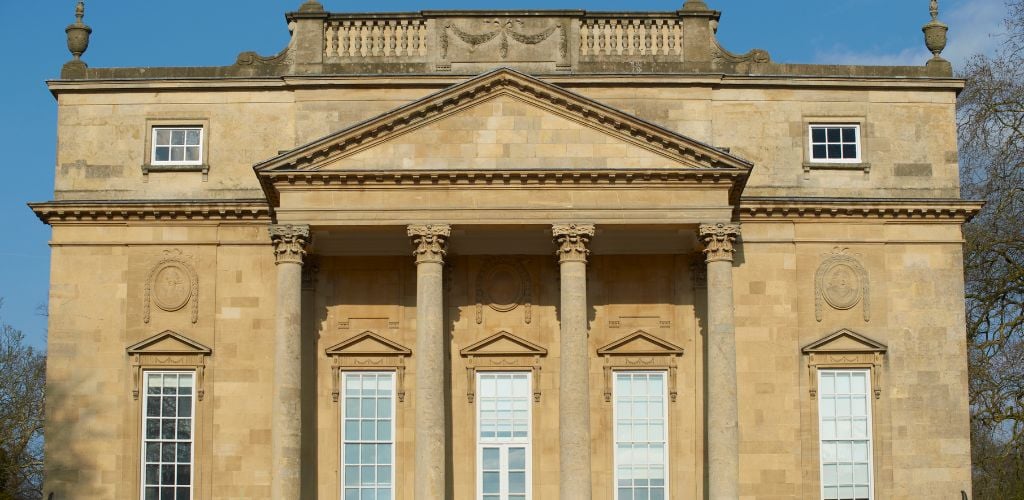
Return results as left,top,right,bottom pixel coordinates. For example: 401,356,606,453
801,328,887,355
126,330,211,355
255,68,752,187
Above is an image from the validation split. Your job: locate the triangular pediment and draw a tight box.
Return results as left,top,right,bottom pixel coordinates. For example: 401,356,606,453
325,331,412,357
460,331,547,357
126,330,211,355
255,68,752,174
597,330,684,356
802,329,887,354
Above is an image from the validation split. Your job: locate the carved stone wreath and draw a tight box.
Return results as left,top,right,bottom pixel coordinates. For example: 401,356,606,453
815,247,869,322
144,250,199,324
441,18,565,60
475,258,532,324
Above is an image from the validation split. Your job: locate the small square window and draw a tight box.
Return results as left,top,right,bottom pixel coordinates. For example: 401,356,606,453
152,127,203,165
809,125,861,163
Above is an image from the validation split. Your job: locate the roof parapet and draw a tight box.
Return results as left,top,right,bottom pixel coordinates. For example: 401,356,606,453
55,5,954,81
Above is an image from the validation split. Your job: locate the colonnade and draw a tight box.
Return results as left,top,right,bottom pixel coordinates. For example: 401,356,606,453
268,222,741,500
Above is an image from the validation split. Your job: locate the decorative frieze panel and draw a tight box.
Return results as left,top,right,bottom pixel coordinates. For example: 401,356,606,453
815,247,870,322
460,331,547,403
802,328,887,399
440,18,569,71
475,258,532,325
597,330,684,402
126,330,211,400
144,250,199,324
325,331,412,402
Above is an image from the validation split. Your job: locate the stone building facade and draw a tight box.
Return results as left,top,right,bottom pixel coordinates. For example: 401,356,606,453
33,1,978,499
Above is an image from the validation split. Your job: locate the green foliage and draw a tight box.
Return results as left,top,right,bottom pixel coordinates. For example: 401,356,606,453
0,301,45,500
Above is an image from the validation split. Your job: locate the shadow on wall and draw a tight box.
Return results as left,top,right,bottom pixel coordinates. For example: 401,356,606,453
43,373,91,499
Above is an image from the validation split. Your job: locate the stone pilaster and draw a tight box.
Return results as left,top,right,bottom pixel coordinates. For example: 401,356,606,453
268,224,311,500
552,223,595,500
699,222,740,500
408,224,451,500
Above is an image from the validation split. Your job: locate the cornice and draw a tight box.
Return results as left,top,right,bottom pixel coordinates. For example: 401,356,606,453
45,74,965,95
29,199,272,225
739,197,983,222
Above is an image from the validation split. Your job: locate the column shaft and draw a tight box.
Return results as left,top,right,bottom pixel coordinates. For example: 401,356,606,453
269,225,311,500
553,223,595,500
408,224,450,500
700,223,741,500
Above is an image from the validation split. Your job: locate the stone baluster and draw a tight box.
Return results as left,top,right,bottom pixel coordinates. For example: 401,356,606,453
553,223,596,500
408,224,451,500
699,222,741,500
269,224,312,500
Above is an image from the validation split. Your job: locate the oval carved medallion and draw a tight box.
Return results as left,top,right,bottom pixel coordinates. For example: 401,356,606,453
482,264,523,312
475,258,532,324
814,248,870,322
144,250,199,324
821,262,861,310
153,263,193,312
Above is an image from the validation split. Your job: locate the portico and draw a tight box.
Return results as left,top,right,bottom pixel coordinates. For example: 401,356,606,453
258,68,748,499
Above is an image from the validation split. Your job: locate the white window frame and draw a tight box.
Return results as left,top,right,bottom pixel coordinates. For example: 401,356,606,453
808,124,862,164
340,371,397,500
612,370,670,500
140,370,196,500
476,371,533,500
151,126,204,166
817,368,874,500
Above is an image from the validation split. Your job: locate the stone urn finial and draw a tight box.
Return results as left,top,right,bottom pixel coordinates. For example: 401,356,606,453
65,1,91,64
922,0,948,61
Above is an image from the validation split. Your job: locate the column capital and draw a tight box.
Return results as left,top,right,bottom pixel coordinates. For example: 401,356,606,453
269,224,311,265
552,223,595,264
699,223,741,263
408,224,451,264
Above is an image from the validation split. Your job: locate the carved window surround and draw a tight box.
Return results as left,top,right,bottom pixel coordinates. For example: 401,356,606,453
459,331,548,403
802,328,887,399
126,330,212,401
597,330,684,403
325,331,412,402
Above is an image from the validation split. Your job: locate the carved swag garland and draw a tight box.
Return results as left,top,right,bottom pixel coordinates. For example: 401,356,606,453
441,18,566,60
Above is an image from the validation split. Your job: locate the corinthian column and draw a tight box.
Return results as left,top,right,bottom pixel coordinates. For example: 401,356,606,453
552,223,595,500
699,222,741,500
408,224,451,500
269,224,311,500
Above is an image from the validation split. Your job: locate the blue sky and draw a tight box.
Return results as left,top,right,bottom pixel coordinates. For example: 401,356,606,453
0,0,1006,349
